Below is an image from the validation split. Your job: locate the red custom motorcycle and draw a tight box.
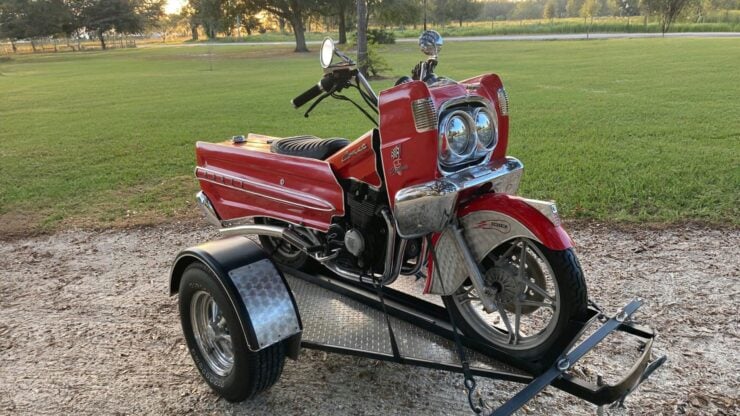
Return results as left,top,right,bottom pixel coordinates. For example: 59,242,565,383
170,32,664,414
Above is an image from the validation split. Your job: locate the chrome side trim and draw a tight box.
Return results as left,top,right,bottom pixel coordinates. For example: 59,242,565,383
393,157,524,238
196,191,222,227
195,167,336,212
220,224,287,239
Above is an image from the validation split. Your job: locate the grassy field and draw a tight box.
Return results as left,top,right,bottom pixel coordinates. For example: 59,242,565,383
0,38,738,235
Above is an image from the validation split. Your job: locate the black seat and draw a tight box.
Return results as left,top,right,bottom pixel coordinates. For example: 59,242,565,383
270,136,350,160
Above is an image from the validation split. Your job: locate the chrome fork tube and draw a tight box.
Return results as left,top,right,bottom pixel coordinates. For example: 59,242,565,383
449,222,497,313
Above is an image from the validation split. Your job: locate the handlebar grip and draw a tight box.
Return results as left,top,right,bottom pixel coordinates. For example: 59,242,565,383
291,83,323,108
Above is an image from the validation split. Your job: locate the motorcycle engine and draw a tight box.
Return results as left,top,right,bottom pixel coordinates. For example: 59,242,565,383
338,182,388,272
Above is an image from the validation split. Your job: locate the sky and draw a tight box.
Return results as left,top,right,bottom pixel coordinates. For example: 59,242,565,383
165,0,187,14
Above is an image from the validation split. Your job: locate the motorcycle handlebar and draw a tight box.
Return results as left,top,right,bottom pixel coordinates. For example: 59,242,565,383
291,76,335,108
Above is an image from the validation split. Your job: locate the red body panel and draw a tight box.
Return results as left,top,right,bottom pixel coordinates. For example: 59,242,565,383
326,130,382,188
378,75,509,207
196,140,344,232
458,193,573,250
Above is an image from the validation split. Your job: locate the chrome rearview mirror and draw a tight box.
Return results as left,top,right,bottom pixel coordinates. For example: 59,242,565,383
419,30,443,57
320,37,336,68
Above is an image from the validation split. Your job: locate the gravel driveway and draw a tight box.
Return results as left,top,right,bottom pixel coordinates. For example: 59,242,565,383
1,222,737,415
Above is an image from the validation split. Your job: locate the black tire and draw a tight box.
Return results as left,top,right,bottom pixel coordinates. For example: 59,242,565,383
442,242,588,362
178,262,285,402
254,218,310,270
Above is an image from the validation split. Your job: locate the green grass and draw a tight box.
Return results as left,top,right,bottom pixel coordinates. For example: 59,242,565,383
0,38,738,234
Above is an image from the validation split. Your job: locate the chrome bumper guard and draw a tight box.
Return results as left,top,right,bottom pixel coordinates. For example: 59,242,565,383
196,191,222,227
393,157,524,238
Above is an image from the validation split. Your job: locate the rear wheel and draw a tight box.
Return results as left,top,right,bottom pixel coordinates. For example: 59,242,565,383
255,218,310,270
179,262,285,401
443,238,588,361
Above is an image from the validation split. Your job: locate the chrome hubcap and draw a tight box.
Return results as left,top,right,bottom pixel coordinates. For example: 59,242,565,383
190,291,234,376
452,238,560,350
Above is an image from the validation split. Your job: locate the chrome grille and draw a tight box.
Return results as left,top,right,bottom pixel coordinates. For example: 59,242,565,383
411,98,437,132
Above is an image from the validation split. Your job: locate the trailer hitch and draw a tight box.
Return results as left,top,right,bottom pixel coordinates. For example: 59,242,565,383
482,298,666,416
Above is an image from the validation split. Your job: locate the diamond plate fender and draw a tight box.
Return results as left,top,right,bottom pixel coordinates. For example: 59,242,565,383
425,193,574,295
169,237,302,358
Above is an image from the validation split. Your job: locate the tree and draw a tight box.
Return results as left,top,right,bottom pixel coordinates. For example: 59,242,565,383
156,13,187,42
642,0,692,34
374,0,421,29
328,0,353,44
357,0,368,75
566,0,584,16
448,0,480,26
580,0,599,23
80,0,164,49
544,0,557,19
242,0,323,52
0,0,75,50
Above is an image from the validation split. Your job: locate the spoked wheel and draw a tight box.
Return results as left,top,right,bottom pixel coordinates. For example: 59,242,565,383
255,218,310,270
443,238,588,361
179,262,285,402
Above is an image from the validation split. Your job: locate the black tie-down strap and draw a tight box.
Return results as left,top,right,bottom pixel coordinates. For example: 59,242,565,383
371,277,401,360
427,236,484,414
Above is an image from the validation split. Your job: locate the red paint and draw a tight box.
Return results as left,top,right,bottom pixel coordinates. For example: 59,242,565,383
195,141,344,231
195,73,522,242
378,76,509,207
327,130,382,188
458,193,574,250
378,81,440,208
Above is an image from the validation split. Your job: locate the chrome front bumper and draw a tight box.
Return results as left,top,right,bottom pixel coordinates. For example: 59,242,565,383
393,157,524,238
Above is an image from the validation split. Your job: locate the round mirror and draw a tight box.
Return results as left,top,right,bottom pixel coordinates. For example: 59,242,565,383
320,38,335,68
419,30,443,57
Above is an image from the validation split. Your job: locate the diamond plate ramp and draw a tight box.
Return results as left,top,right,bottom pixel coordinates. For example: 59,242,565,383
285,275,526,376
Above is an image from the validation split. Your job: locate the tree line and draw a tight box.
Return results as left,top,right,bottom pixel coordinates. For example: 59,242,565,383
0,0,165,50
2,0,737,53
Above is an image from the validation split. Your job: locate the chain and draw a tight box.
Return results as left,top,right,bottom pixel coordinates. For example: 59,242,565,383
427,235,487,414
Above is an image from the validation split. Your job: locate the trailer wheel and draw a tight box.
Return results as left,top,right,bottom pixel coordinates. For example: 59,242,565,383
179,262,285,402
443,239,588,362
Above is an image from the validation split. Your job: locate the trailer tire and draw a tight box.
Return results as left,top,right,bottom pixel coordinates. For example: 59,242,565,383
179,262,285,402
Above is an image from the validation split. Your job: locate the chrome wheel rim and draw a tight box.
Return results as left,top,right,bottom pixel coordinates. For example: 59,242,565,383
190,291,234,376
452,238,560,350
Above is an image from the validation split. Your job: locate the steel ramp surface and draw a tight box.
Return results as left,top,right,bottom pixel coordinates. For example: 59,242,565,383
284,274,529,381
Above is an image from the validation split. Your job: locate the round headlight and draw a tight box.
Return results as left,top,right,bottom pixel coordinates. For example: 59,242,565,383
473,108,498,152
446,115,471,155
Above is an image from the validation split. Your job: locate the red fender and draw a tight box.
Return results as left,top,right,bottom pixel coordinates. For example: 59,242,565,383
458,193,574,251
424,193,574,295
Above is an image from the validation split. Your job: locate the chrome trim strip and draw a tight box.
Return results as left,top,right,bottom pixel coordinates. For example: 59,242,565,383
196,191,221,227
220,224,287,239
393,157,524,238
195,167,336,212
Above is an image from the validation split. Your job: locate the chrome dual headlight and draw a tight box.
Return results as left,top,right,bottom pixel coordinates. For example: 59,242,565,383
439,106,498,168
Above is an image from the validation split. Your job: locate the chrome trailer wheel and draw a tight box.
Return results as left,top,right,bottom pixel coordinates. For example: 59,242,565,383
179,263,286,402
443,238,588,360
190,290,234,377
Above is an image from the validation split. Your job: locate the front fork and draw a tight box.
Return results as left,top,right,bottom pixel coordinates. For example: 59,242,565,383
449,221,498,313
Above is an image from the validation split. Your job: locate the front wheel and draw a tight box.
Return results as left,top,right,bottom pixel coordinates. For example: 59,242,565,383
442,238,588,361
179,262,285,402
